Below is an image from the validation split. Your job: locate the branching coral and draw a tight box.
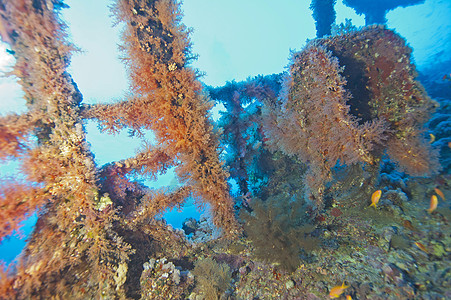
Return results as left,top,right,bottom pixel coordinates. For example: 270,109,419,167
83,0,239,237
241,196,319,272
209,75,282,197
0,0,238,298
0,0,132,297
192,257,232,299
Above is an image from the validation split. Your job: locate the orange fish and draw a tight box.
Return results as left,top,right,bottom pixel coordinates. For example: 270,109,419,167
370,190,382,208
346,296,352,300
329,282,349,298
428,195,438,213
414,242,428,253
429,133,435,143
428,194,439,213
434,188,445,201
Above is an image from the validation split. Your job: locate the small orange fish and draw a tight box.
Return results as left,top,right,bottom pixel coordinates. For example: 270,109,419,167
370,190,382,208
434,188,445,201
428,195,438,213
448,141,451,149
329,282,349,298
414,242,428,253
346,296,352,300
429,133,435,143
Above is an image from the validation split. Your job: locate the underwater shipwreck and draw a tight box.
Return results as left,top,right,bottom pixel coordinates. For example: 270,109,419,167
0,0,450,299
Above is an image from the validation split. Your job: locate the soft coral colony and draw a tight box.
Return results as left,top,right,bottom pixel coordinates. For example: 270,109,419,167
262,26,439,208
0,0,237,297
0,0,442,299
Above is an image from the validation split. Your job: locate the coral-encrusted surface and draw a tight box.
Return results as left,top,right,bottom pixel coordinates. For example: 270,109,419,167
319,26,440,176
1,1,449,299
183,177,450,299
133,175,450,299
262,26,439,211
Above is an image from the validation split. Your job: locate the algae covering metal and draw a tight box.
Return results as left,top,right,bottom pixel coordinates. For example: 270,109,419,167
0,0,449,299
